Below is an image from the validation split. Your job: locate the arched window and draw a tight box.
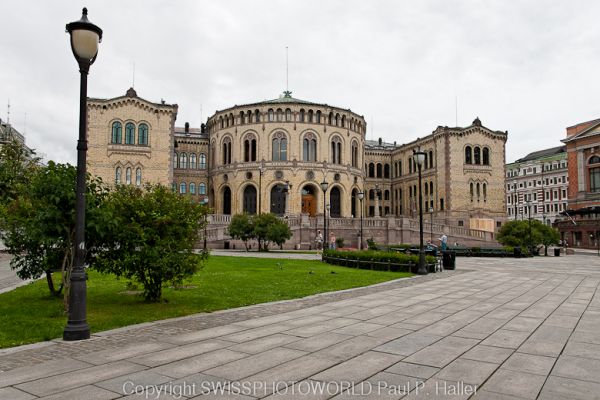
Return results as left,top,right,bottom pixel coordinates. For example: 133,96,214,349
272,133,287,161
172,183,177,192
222,138,232,164
376,163,382,178
335,113,340,126
125,167,132,185
470,182,474,201
589,156,600,192
219,116,224,128
384,190,390,200
368,163,375,178
115,167,122,184
398,161,402,176
330,187,341,217
276,108,283,122
465,146,472,164
247,110,252,123
483,183,487,201
308,110,314,122
369,189,375,200
341,115,346,128
180,182,186,194
328,112,334,125
303,133,317,161
199,153,207,169
428,151,433,168
299,109,305,122
190,183,196,194
409,158,413,174
331,137,342,164
429,181,433,197
474,147,481,164
179,153,187,169
243,185,257,214
316,110,321,123
199,183,206,195
174,152,179,169
244,135,257,162
138,123,149,145
125,123,135,144
254,109,260,123
190,153,197,169
351,141,359,167
111,121,122,144
483,148,489,165
424,182,428,196
384,164,390,178
135,168,142,186
476,182,481,200
285,108,292,122
268,109,274,122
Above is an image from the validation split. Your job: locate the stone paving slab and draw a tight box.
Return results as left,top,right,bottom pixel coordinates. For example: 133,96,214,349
1,254,600,399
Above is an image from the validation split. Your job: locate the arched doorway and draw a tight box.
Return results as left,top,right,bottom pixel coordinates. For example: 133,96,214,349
243,185,257,214
270,184,286,216
222,187,231,215
351,189,358,218
330,187,341,217
301,185,317,216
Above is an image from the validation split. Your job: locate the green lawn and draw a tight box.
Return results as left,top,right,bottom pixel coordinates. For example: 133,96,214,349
0,256,411,349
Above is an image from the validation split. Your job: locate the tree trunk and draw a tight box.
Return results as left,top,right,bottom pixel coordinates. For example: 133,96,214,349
45,270,63,297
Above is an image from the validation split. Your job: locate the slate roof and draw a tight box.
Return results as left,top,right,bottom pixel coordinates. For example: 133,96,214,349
515,145,566,163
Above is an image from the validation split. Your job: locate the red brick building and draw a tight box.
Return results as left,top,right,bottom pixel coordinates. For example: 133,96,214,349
556,118,600,248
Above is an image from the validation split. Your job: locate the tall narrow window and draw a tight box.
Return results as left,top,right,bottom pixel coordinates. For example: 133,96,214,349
138,123,148,145
476,182,481,200
384,164,390,178
285,108,292,122
299,109,305,122
272,133,287,161
303,134,317,161
135,168,142,186
255,109,260,123
316,110,321,123
483,182,487,201
180,153,187,169
483,148,489,165
376,163,382,178
174,152,179,169
328,112,333,125
126,167,132,185
474,147,481,164
124,123,135,145
199,153,207,169
115,167,122,184
190,153,197,169
369,163,375,177
222,138,232,164
331,137,342,164
180,182,186,194
428,151,433,168
351,141,358,167
589,156,600,192
199,183,206,195
470,182,474,202
465,146,472,164
111,121,122,144
244,135,257,162
190,183,196,194
308,110,314,122
268,109,274,122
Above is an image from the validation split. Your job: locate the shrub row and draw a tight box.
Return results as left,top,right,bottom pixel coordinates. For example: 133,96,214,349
323,249,436,272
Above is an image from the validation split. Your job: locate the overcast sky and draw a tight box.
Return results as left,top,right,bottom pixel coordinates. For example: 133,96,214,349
2,0,599,164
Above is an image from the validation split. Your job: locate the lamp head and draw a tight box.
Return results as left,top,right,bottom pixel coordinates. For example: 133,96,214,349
320,180,329,192
413,149,426,166
357,191,364,200
66,8,103,65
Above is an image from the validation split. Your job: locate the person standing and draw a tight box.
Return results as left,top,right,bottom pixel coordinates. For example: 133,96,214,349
330,233,336,250
439,233,448,251
315,230,323,251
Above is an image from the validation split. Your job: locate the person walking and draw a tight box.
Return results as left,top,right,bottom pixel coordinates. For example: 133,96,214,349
439,233,448,251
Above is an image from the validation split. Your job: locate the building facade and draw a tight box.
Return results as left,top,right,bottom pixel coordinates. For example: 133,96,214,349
87,89,508,233
555,118,600,248
505,146,568,225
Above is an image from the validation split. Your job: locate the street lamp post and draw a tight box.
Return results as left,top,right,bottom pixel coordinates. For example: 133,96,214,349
203,197,209,250
64,8,102,341
258,163,264,214
326,203,331,249
357,191,364,250
526,200,533,255
429,206,434,242
320,180,329,248
413,149,428,275
374,184,381,217
285,180,293,215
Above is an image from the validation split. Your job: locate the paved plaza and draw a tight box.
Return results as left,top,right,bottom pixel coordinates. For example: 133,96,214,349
0,253,599,399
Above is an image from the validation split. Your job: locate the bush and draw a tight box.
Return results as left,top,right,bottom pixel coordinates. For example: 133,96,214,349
323,249,436,272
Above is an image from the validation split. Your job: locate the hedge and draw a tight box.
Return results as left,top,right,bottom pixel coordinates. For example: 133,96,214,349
323,249,436,272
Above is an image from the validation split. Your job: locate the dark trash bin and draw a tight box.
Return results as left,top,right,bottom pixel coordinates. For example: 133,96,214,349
223,241,230,249
554,248,560,257
442,251,456,270
514,246,522,258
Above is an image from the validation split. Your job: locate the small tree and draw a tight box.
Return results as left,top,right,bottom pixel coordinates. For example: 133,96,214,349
253,213,280,251
0,138,40,206
228,213,255,251
497,220,530,248
267,218,292,249
533,220,560,256
0,162,108,304
93,184,206,302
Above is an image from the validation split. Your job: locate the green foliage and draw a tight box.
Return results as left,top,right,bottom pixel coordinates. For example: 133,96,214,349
323,249,435,271
366,238,379,250
228,213,254,251
228,213,292,251
0,138,40,206
0,162,108,297
335,237,345,248
497,220,560,255
93,184,206,302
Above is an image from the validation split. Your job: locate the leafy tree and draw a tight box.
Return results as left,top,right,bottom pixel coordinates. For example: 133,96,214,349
266,217,292,249
228,213,255,251
497,220,560,255
0,162,108,302
93,184,206,301
252,213,280,251
0,138,40,205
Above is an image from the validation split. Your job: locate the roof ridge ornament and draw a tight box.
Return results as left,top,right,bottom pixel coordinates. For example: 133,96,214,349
283,90,292,98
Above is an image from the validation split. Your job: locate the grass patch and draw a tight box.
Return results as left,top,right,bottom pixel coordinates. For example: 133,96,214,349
0,255,411,349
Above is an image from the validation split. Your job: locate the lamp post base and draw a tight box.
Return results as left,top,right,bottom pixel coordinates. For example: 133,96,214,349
63,324,90,341
416,252,428,275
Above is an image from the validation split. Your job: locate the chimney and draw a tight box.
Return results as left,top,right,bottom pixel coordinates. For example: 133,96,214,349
185,122,190,134
378,137,382,146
